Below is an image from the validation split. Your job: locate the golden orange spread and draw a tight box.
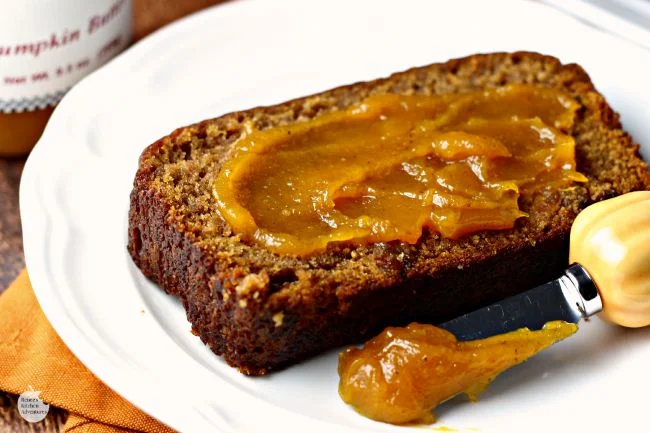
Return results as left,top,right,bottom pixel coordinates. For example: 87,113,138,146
214,84,586,255
338,321,577,425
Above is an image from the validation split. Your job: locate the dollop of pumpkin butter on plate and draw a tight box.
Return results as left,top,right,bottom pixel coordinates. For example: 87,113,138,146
214,84,586,256
338,321,577,425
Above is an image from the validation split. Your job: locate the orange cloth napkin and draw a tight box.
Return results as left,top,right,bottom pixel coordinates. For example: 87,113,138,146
0,270,176,433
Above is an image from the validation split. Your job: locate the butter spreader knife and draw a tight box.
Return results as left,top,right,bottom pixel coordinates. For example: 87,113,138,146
438,191,650,340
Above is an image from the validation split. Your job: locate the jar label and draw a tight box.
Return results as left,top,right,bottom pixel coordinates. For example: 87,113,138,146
0,0,132,113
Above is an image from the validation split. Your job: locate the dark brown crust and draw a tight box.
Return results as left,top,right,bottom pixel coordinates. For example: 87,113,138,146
128,52,650,375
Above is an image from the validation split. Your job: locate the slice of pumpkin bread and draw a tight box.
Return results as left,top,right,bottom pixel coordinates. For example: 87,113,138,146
128,51,650,375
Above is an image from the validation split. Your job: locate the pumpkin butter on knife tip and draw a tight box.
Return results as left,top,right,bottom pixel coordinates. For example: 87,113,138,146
339,191,650,424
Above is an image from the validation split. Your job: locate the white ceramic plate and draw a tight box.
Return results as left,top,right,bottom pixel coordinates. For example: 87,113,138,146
20,0,650,432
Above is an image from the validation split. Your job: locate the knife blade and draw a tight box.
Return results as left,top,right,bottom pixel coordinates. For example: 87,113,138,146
438,264,603,341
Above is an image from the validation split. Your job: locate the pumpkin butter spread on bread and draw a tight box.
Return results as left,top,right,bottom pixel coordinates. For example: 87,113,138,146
128,52,649,375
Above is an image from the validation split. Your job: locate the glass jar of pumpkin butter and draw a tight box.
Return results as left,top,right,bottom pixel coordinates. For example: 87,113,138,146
0,0,132,156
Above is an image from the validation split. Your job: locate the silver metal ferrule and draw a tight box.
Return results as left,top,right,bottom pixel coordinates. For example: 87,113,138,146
559,263,603,319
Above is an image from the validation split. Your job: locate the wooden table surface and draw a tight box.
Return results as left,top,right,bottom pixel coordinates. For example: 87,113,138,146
0,1,227,431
